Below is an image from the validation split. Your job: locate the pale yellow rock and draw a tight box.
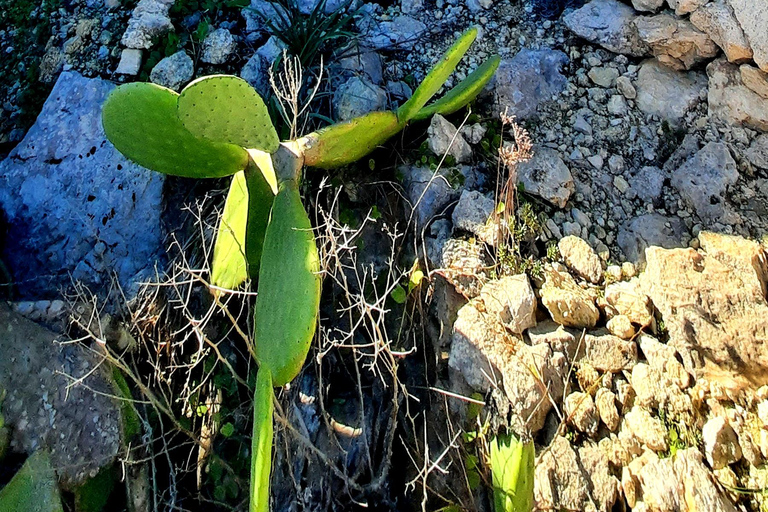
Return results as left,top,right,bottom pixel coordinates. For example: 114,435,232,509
540,266,600,328
740,64,768,99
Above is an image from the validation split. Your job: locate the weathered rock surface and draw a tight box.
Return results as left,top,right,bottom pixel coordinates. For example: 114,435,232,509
527,320,580,360
0,306,122,487
401,165,480,229
703,416,743,469
563,0,649,56
479,274,537,334
726,0,768,72
558,236,603,284
671,142,740,224
595,388,620,431
690,1,753,64
640,232,768,388
427,114,472,164
334,76,387,121
707,57,768,132
741,64,768,99
516,146,574,208
360,15,427,51
449,301,565,434
494,49,569,120
451,190,496,244
623,406,668,452
149,50,193,91
635,59,708,124
605,279,654,327
200,28,236,64
540,266,600,328
669,0,709,15
746,134,768,169
437,238,489,298
565,392,599,436
120,0,174,49
584,330,638,372
0,72,164,300
617,214,689,264
634,14,718,70
632,0,664,12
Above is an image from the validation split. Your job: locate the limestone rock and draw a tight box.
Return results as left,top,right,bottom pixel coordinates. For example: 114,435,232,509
0,72,164,300
671,142,740,224
726,0,768,72
479,274,537,334
640,232,768,388
240,53,270,98
632,0,664,12
740,64,768,99
200,28,236,64
565,392,599,436
516,146,574,208
540,266,600,329
707,57,768,132
635,59,708,124
149,50,193,91
703,416,743,469
115,48,143,75
534,436,593,511
606,314,636,339
577,444,621,512
690,1,753,64
451,190,496,244
746,134,768,169
120,0,174,49
563,0,649,56
624,406,668,452
595,388,620,431
401,165,480,228
638,334,692,389
558,236,603,284
0,307,122,487
449,301,565,434
617,213,689,265
584,330,638,372
604,279,654,327
668,0,709,15
631,449,739,511
427,114,472,164
630,363,693,414
634,14,719,70
334,76,387,121
527,320,580,360
494,49,569,120
335,44,383,85
438,239,488,298
361,15,426,51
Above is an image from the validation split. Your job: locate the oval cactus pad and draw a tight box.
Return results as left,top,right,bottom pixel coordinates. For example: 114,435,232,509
102,82,248,178
178,75,280,154
253,181,321,387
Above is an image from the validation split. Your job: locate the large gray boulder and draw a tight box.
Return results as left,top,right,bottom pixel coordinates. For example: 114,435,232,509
617,213,689,264
0,71,165,300
494,49,569,120
563,0,649,57
635,59,708,125
707,57,768,132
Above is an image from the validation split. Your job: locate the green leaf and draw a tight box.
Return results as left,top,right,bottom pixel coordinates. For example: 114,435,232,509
221,422,235,438
411,55,501,122
178,75,280,153
490,433,534,512
102,82,248,178
390,284,406,304
397,27,478,124
0,451,63,512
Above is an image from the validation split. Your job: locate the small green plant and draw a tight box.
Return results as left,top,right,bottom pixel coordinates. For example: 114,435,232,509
102,27,499,511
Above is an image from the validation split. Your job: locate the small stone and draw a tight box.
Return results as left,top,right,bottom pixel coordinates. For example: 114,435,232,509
479,274,537,334
613,175,630,194
588,66,620,87
428,114,472,163
616,76,637,99
334,76,387,121
596,388,620,431
558,236,603,284
540,266,600,328
149,50,193,91
703,416,743,469
607,314,636,339
584,330,638,372
452,190,496,244
200,28,236,64
564,392,599,436
623,406,668,452
587,154,604,170
517,146,574,208
115,49,142,75
740,64,768,99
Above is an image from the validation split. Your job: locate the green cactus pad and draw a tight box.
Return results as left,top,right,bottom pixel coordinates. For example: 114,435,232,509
491,433,534,512
412,55,500,121
301,111,400,169
249,368,273,512
253,180,321,387
211,152,278,291
397,27,478,124
102,82,248,178
178,75,279,153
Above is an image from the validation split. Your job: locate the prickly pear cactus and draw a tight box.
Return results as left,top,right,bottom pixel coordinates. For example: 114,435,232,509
178,76,280,153
102,83,248,178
